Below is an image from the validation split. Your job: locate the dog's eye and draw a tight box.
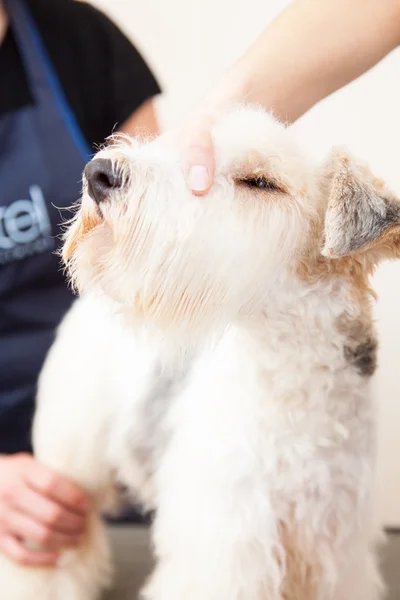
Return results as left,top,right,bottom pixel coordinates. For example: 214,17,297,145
239,177,282,192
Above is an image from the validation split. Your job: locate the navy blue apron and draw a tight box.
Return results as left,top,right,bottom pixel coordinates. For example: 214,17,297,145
0,0,91,454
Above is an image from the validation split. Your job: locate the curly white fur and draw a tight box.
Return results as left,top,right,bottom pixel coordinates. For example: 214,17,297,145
2,106,399,600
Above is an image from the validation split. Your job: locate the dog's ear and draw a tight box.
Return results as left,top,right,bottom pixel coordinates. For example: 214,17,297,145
321,149,400,261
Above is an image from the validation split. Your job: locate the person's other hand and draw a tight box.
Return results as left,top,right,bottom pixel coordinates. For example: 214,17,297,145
181,114,216,196
0,453,91,566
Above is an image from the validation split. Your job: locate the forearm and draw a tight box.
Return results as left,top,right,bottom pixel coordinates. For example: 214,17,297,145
203,0,400,123
119,98,160,137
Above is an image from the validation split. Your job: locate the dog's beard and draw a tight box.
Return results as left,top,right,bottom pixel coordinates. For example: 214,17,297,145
66,180,306,350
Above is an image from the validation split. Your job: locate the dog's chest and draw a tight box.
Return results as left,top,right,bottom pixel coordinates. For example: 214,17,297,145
110,322,374,507
159,326,375,486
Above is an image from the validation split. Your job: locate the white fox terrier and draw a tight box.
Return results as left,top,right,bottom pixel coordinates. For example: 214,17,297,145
1,106,399,600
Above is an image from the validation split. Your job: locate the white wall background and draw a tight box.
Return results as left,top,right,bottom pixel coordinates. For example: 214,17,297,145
90,0,400,527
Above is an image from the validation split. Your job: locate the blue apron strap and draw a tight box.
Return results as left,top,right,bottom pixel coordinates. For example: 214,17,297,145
4,0,92,162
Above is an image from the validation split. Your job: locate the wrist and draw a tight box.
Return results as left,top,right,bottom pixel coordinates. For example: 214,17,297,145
200,70,254,119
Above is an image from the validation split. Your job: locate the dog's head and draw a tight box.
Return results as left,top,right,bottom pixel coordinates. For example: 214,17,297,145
63,106,400,340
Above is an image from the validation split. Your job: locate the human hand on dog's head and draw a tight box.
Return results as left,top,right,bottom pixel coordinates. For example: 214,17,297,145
0,454,91,566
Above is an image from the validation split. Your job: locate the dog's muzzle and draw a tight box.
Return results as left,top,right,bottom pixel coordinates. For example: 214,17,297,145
84,158,125,205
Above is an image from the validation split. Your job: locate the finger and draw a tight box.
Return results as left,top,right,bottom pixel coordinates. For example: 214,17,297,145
6,509,83,552
23,461,91,515
181,117,215,196
13,486,86,535
0,533,59,567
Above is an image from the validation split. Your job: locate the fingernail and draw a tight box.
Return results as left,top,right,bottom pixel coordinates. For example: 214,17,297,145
188,165,209,192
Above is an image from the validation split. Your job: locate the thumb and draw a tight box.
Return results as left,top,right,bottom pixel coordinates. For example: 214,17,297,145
182,117,215,196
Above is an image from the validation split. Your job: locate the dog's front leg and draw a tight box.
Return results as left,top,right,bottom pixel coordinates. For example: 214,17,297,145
0,299,116,600
143,462,283,600
140,367,285,600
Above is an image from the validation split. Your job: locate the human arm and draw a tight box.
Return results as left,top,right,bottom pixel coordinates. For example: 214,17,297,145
183,0,400,194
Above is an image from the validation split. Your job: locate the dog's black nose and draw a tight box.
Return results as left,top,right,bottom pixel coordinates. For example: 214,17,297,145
85,158,124,204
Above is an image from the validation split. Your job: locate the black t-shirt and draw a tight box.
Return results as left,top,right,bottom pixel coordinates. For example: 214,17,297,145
0,0,161,148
